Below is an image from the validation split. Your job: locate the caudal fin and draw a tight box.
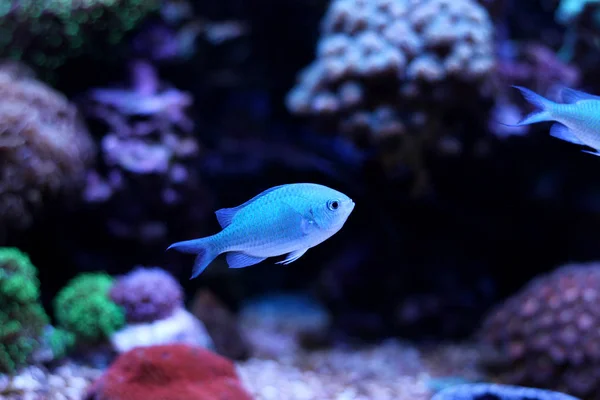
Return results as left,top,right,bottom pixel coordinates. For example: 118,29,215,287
512,85,554,126
167,238,219,279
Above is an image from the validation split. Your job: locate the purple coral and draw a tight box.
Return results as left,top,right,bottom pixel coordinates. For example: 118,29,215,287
110,266,184,323
78,59,214,245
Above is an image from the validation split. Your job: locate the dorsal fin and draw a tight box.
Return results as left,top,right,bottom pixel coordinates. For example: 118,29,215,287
214,184,287,229
560,87,600,104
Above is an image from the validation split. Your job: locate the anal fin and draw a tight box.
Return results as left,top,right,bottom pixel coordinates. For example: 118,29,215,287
226,251,266,269
275,248,308,265
582,149,600,157
550,123,584,145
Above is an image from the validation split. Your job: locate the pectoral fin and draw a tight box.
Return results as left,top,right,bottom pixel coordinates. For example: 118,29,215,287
275,248,308,265
226,252,267,268
280,201,318,235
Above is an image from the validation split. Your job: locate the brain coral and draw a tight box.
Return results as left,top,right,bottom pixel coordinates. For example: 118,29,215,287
478,262,600,399
0,61,95,236
0,247,49,373
54,273,125,344
84,343,253,400
286,0,495,141
109,266,184,323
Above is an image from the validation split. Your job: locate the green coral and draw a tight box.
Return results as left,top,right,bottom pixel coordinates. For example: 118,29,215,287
54,273,125,344
0,0,161,71
42,326,76,360
0,247,49,374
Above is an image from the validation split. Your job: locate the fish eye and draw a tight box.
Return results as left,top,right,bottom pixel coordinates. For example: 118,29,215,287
327,200,340,211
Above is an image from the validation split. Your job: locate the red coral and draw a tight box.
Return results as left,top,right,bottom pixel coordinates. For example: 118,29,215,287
85,344,253,400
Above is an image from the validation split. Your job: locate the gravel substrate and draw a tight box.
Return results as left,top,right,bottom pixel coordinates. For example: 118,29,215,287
236,340,486,400
0,362,103,400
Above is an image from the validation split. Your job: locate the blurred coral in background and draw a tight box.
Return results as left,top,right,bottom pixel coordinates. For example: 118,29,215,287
0,62,95,242
0,0,160,73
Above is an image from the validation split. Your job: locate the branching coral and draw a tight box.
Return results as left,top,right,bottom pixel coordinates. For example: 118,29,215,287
0,247,49,374
478,262,600,399
54,273,125,345
0,0,160,71
109,266,184,323
79,60,213,245
0,61,95,238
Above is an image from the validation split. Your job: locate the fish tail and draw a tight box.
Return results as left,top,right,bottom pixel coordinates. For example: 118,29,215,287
512,85,554,126
167,237,219,279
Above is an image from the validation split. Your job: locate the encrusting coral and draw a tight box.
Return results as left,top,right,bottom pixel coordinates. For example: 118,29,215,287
54,273,126,345
0,247,48,374
0,60,95,238
478,262,600,399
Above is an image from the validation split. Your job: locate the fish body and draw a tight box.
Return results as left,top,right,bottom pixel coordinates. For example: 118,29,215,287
168,183,355,278
512,85,600,155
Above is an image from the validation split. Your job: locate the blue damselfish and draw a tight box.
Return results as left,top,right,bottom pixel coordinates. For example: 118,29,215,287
168,183,355,278
512,85,600,156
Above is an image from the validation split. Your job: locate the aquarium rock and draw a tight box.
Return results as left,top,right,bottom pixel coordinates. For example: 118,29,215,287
431,383,581,400
110,308,214,353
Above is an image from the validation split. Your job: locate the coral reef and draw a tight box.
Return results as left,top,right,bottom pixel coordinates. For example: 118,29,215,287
84,343,252,400
0,0,160,71
109,266,184,323
432,383,581,400
0,61,95,238
478,262,600,399
0,248,48,373
54,273,125,345
191,289,251,360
